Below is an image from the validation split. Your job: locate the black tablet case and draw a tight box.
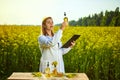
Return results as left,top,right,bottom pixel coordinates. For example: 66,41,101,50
61,35,80,48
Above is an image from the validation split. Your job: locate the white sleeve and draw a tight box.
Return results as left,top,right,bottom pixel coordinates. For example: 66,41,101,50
38,29,63,47
59,47,71,55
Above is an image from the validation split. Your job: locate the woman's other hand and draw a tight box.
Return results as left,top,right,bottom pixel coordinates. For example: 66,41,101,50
70,41,75,48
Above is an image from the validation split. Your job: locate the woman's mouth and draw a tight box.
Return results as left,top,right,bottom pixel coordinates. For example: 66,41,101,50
50,26,53,28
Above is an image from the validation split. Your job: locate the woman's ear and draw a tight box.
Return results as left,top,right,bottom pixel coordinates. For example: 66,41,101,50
44,26,47,29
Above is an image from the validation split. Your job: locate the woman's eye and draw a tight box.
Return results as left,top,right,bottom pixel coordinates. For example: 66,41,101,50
47,21,52,24
47,21,50,24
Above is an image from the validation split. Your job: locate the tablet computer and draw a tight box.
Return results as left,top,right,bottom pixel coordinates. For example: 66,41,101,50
61,35,80,48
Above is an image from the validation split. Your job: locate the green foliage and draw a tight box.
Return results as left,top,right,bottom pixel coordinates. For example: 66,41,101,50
68,7,120,27
0,26,120,80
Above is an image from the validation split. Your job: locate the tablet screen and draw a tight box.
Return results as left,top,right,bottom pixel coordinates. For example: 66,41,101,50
61,35,80,48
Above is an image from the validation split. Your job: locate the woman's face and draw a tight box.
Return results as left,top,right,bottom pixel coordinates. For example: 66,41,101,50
45,18,53,30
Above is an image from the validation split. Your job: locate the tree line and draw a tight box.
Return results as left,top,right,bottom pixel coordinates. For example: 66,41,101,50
69,7,120,27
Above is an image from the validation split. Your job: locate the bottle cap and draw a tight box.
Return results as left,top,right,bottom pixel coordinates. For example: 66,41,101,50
64,12,66,16
47,62,49,67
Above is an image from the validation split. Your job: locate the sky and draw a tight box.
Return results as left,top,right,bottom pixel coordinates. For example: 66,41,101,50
0,0,120,25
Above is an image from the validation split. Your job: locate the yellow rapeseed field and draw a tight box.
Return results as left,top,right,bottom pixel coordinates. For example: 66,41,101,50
0,25,120,80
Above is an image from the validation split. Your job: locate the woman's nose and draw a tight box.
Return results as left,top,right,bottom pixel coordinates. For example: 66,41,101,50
50,22,53,26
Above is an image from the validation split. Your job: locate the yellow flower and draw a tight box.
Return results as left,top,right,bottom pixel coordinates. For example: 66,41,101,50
52,61,58,67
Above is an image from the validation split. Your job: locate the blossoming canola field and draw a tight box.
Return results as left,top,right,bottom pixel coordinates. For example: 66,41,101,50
0,25,120,80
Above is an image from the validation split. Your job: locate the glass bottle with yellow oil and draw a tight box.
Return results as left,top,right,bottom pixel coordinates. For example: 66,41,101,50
64,12,69,26
45,62,50,74
45,62,51,77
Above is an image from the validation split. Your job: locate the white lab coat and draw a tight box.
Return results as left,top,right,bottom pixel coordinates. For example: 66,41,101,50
38,29,71,73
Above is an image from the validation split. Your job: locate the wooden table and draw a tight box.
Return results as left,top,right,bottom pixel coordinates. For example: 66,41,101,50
8,72,89,80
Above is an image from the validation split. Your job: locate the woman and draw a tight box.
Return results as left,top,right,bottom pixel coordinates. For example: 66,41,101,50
38,17,75,73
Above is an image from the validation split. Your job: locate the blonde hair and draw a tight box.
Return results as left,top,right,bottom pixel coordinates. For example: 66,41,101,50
41,17,54,36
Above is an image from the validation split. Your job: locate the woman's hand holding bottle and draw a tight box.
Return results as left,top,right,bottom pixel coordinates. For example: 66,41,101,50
60,22,68,31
